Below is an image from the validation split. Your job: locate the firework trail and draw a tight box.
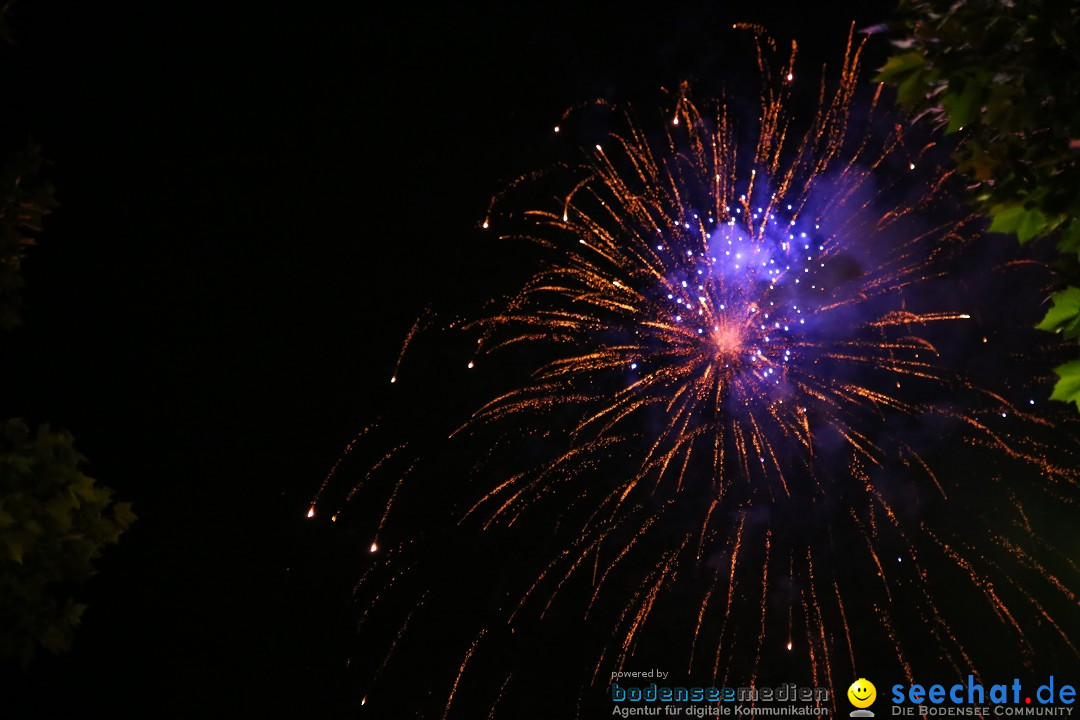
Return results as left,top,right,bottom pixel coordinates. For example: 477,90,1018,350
390,308,434,385
311,26,1080,718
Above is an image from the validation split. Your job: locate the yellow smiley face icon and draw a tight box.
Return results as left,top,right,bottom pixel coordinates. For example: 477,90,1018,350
848,679,876,708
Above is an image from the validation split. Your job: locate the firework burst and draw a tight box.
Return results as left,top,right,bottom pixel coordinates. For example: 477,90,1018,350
313,27,1080,718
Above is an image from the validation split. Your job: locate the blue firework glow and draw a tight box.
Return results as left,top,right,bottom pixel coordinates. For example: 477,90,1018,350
311,28,1080,718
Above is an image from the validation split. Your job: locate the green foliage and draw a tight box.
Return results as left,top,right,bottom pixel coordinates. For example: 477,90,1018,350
1037,287,1080,404
875,50,929,108
1049,360,1080,411
876,0,1080,245
988,203,1049,245
0,142,57,329
1056,222,1080,259
0,0,132,668
878,1,1080,408
1036,287,1080,339
0,419,134,666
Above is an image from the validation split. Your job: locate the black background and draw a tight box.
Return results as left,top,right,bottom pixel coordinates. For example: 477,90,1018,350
0,1,927,716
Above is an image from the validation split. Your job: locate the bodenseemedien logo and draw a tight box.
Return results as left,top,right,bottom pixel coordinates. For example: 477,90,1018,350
848,678,877,718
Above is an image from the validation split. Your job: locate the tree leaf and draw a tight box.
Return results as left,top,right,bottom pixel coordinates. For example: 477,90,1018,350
112,502,136,528
1037,287,1080,338
1016,206,1048,243
1056,222,1080,258
4,535,24,564
1050,359,1080,410
874,51,926,85
988,203,1023,233
988,203,1048,242
941,82,981,133
896,68,929,108
963,146,997,181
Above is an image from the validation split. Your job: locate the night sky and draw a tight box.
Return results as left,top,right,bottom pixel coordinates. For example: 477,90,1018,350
6,1,1069,718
